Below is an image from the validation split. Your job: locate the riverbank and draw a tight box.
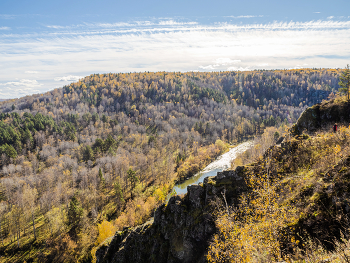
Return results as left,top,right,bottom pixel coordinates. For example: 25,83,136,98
167,140,254,200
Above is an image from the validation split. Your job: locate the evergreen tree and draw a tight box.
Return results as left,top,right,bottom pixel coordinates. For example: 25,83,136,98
83,145,94,162
102,114,108,123
114,181,125,205
67,194,83,239
67,195,83,226
93,138,104,153
127,168,138,199
339,64,350,101
104,134,116,153
0,144,17,159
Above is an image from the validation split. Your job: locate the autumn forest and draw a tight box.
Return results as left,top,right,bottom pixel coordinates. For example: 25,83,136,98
0,68,344,262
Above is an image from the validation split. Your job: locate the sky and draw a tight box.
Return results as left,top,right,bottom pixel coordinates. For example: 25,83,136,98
1,0,350,99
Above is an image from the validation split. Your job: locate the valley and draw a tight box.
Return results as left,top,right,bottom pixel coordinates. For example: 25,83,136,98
0,68,345,262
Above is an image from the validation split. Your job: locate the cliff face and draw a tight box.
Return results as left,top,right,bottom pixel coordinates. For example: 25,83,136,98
96,168,247,263
291,98,350,135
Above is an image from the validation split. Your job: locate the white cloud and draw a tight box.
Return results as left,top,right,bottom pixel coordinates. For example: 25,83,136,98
327,16,334,19
199,58,241,70
1,18,350,98
54,75,83,82
289,64,309,69
0,79,42,88
89,22,134,28
158,20,198,26
0,88,40,97
215,58,241,65
225,15,263,19
0,27,10,30
46,20,198,31
25,71,39,74
227,66,251,71
0,79,42,98
46,25,66,29
313,12,321,14
199,65,216,70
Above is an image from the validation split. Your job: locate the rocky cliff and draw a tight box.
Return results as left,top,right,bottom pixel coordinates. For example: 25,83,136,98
291,97,350,135
96,168,247,263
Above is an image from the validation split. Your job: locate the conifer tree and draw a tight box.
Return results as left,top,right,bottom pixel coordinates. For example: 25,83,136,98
127,168,138,199
83,145,94,162
114,181,125,205
67,194,83,238
339,64,350,101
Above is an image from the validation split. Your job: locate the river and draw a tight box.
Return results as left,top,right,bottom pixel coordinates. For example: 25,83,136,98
166,140,254,201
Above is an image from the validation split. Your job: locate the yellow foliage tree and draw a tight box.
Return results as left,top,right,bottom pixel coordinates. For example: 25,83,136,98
96,220,115,245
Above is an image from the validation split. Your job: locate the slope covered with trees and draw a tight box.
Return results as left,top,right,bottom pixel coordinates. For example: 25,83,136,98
0,68,344,262
95,94,350,263
208,95,350,262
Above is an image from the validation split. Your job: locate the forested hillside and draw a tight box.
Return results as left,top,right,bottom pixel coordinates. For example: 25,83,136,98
0,68,343,262
208,95,350,262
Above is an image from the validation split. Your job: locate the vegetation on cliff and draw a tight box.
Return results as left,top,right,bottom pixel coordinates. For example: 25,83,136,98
208,95,350,262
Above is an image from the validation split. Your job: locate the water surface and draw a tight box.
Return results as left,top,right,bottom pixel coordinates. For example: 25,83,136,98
167,141,254,200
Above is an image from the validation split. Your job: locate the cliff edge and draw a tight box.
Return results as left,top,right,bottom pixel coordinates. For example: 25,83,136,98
96,168,247,263
291,97,350,135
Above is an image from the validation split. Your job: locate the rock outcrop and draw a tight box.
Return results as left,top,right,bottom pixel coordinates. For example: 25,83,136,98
291,98,350,135
96,168,247,263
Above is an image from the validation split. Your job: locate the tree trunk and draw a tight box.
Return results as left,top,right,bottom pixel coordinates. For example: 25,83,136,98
32,211,36,240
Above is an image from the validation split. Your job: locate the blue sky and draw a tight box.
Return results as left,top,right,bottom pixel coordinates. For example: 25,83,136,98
1,0,350,99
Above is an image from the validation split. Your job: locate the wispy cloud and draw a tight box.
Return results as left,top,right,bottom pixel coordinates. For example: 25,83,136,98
0,27,10,30
0,14,16,19
289,64,309,70
33,20,350,40
199,65,216,70
45,20,198,31
225,15,264,19
200,58,241,70
54,75,83,82
158,20,198,26
257,63,269,67
46,25,67,29
25,71,39,74
0,79,42,97
215,58,241,65
227,66,251,71
0,79,43,88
